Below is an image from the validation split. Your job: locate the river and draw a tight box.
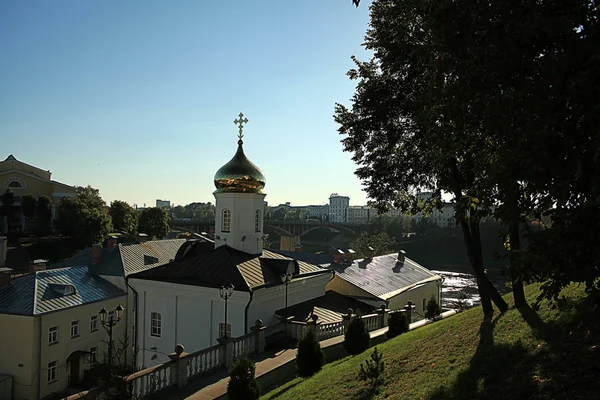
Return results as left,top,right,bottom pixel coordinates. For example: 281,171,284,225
433,270,511,310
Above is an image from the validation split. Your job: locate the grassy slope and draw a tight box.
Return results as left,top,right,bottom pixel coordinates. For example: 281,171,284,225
262,284,599,400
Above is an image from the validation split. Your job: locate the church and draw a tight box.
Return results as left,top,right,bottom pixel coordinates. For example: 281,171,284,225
128,114,443,368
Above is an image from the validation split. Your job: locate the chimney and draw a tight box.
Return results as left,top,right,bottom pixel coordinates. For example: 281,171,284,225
106,235,118,250
0,267,12,287
135,233,149,243
92,244,102,265
30,259,47,273
0,236,6,267
398,249,406,263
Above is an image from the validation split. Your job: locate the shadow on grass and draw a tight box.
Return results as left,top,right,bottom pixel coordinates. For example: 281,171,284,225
261,378,304,400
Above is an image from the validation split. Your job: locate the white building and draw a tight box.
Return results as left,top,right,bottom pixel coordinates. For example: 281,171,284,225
156,199,171,208
329,194,350,223
348,205,372,224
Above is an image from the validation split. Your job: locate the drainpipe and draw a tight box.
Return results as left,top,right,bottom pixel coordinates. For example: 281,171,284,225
125,278,139,370
244,290,254,333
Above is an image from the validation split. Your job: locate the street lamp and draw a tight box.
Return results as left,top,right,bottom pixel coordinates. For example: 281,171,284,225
219,284,234,338
99,305,124,365
280,272,293,322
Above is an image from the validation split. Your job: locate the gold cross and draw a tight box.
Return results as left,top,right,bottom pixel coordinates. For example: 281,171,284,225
234,112,249,141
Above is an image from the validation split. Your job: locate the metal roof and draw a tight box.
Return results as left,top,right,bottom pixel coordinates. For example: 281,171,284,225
130,245,328,291
0,267,126,316
323,254,442,301
274,291,375,324
49,239,186,277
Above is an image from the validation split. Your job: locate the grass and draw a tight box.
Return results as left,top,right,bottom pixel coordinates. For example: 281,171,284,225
261,283,599,400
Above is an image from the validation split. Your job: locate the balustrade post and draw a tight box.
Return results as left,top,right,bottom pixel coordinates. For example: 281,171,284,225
167,344,189,389
342,308,354,334
307,314,320,339
217,337,234,368
250,319,267,354
404,301,415,324
377,305,389,329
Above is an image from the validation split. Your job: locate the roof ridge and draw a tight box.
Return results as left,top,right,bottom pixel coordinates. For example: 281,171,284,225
32,269,40,315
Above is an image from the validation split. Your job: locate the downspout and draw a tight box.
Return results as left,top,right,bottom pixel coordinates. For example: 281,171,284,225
125,278,139,370
37,315,42,400
244,290,254,333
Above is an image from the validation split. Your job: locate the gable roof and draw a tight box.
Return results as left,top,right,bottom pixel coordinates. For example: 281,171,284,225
323,254,442,301
0,267,126,316
49,239,186,277
130,244,328,291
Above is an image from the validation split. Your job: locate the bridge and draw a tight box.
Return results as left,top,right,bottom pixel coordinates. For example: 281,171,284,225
169,219,374,237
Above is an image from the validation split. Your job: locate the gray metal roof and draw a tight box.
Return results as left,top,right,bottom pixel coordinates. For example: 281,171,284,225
0,267,126,316
323,254,442,301
49,239,185,277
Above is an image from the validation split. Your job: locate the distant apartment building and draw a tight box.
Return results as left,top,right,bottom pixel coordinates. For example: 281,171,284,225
348,205,372,224
156,199,171,208
414,192,456,227
329,194,350,223
301,205,329,221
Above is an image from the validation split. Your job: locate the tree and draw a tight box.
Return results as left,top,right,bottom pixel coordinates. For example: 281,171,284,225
425,296,441,320
344,316,370,355
34,196,53,237
55,186,112,246
109,201,138,235
227,355,261,400
21,194,37,233
296,329,325,377
138,207,169,239
386,312,409,338
0,190,15,235
358,347,385,395
336,0,510,316
350,232,395,258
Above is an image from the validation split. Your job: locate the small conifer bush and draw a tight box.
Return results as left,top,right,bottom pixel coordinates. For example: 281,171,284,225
296,329,325,377
344,316,370,355
358,347,385,394
387,311,409,338
425,296,441,319
227,355,261,400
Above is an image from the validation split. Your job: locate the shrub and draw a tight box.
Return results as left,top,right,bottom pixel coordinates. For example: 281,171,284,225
358,347,385,394
425,296,441,319
387,311,409,338
296,329,325,377
344,316,370,355
227,355,261,400
456,291,470,312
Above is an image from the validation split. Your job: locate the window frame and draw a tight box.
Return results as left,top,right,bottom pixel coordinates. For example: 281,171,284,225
219,322,232,338
222,209,231,232
47,360,57,383
48,326,58,345
89,346,98,365
90,315,98,332
150,312,162,337
70,320,79,338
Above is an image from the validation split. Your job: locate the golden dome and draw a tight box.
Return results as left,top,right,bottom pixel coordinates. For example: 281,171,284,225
214,141,266,194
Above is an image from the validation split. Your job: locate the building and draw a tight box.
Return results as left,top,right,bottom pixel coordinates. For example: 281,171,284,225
324,251,443,312
0,265,127,400
155,199,170,209
301,205,329,221
0,154,76,234
348,205,372,224
329,194,350,223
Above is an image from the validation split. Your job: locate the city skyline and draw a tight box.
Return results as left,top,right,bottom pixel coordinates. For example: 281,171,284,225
1,1,373,207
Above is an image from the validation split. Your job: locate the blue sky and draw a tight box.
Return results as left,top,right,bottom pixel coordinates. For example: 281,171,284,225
0,0,372,208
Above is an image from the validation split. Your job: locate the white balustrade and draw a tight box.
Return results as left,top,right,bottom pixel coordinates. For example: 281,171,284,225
128,362,176,398
185,343,223,380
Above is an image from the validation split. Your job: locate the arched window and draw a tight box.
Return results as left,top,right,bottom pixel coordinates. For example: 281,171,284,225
255,209,261,233
222,209,231,232
8,181,22,188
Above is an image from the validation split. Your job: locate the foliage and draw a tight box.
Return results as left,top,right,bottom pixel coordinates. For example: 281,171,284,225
349,231,395,258
262,283,600,400
21,195,37,218
358,347,385,395
34,196,53,237
425,296,441,320
455,292,470,313
109,200,138,235
55,186,112,246
171,202,215,220
227,355,261,400
138,207,169,239
387,311,409,338
344,316,370,355
93,334,137,400
296,328,326,377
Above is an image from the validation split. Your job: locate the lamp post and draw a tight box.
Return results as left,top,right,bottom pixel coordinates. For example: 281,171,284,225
99,305,124,366
219,284,234,338
280,272,293,322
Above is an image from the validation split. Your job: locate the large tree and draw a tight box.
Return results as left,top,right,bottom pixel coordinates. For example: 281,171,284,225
109,200,138,235
21,195,37,234
55,186,112,246
0,190,16,235
138,207,169,240
34,196,53,237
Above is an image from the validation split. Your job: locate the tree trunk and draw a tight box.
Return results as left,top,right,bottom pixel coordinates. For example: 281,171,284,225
509,221,527,307
469,218,494,316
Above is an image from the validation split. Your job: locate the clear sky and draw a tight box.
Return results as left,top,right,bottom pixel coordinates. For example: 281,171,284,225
0,0,373,208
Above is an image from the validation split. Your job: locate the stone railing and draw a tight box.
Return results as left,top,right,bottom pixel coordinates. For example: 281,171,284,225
185,342,223,380
232,331,256,361
317,321,345,340
127,360,177,397
362,313,381,332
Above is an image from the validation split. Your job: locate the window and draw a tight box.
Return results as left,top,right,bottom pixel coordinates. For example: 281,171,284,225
47,361,57,383
219,322,231,338
48,326,58,344
90,315,98,332
254,209,261,233
71,321,79,338
89,347,97,364
222,209,231,232
151,312,162,337
8,180,22,188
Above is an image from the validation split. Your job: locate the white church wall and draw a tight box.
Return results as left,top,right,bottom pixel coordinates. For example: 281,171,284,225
248,273,331,327
130,278,250,368
214,192,266,254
